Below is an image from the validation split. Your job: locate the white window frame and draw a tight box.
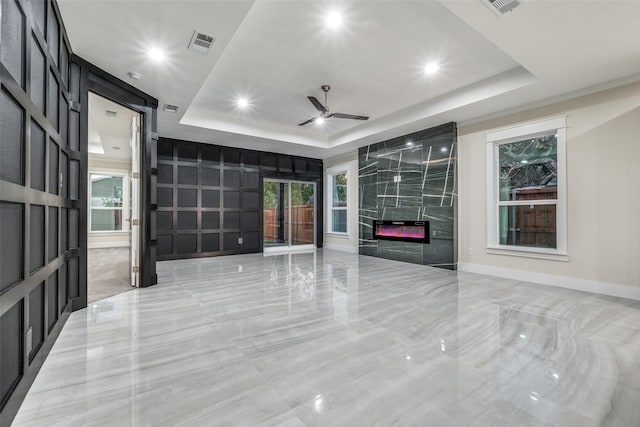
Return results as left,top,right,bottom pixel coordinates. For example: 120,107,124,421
326,165,350,237
88,171,130,233
486,116,568,261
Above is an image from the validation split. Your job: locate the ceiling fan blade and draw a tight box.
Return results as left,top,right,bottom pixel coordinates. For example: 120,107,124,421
332,113,369,121
298,117,316,126
307,96,327,113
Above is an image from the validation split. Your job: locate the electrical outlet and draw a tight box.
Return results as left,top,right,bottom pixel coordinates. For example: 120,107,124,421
467,247,474,256
238,237,243,244
26,326,33,356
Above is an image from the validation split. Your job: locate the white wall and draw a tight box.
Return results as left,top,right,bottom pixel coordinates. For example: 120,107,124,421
458,82,640,299
323,151,359,253
88,156,131,248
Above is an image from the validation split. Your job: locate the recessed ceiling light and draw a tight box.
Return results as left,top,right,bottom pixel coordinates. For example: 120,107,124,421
424,62,440,75
326,11,343,29
315,117,325,125
440,146,448,153
236,98,249,109
148,48,165,62
128,71,142,80
406,141,414,147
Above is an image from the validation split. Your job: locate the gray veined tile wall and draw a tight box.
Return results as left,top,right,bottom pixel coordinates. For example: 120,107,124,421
358,122,457,269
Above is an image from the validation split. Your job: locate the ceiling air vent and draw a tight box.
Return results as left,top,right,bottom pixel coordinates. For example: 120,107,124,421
482,0,525,15
188,30,216,54
163,104,179,113
105,110,117,117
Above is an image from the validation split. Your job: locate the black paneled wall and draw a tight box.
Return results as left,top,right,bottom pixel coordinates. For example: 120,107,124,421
359,123,458,269
157,138,323,260
1,0,80,421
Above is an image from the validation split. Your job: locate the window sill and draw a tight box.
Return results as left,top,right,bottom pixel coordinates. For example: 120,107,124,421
486,246,569,262
326,232,350,239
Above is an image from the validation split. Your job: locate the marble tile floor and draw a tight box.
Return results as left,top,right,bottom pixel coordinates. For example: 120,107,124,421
12,250,640,426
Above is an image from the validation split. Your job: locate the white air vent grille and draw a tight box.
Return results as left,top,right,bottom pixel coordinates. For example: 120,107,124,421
163,104,179,113
105,110,117,117
483,0,524,15
188,30,216,54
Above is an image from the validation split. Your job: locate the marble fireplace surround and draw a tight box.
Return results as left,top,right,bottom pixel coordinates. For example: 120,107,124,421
359,122,457,269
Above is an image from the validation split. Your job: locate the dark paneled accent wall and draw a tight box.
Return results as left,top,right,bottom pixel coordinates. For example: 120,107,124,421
359,122,458,269
0,0,79,422
157,138,323,260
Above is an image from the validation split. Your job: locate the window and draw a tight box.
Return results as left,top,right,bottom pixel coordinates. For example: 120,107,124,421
327,167,349,235
90,173,126,232
486,117,567,259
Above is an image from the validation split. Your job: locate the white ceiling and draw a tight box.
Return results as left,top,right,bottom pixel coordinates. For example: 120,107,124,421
58,0,640,159
88,93,136,161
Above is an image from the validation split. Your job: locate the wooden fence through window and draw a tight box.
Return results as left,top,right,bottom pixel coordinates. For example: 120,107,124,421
263,206,314,245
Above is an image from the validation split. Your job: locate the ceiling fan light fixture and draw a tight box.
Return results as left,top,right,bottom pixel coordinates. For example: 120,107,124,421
315,117,325,125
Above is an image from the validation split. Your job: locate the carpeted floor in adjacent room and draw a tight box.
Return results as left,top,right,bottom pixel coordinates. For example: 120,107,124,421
87,247,133,304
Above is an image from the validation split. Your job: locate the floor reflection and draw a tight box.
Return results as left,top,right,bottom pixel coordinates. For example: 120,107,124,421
13,250,640,427
497,307,560,424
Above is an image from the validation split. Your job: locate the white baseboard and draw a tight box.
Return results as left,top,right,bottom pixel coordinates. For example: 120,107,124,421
457,262,640,301
323,242,358,254
88,242,130,249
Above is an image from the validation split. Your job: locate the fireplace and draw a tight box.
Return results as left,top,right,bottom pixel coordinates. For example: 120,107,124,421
373,220,430,244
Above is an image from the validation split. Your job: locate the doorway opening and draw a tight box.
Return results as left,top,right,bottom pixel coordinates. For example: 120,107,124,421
86,92,142,303
263,179,316,253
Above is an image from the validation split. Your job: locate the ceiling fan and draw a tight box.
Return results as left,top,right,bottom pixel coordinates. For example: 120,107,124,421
298,85,369,126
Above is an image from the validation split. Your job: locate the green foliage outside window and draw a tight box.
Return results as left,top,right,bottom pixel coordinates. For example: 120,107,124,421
332,173,347,207
264,181,314,207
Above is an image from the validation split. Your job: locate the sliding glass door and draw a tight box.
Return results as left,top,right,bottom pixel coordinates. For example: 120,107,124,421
263,179,315,251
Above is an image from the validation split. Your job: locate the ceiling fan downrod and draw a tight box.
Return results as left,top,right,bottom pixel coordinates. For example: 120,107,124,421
322,85,330,112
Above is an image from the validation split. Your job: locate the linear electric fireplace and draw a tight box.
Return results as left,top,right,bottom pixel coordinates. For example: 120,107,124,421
374,220,430,244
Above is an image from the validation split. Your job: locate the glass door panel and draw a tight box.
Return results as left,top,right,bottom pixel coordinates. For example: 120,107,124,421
263,180,288,248
291,182,315,246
